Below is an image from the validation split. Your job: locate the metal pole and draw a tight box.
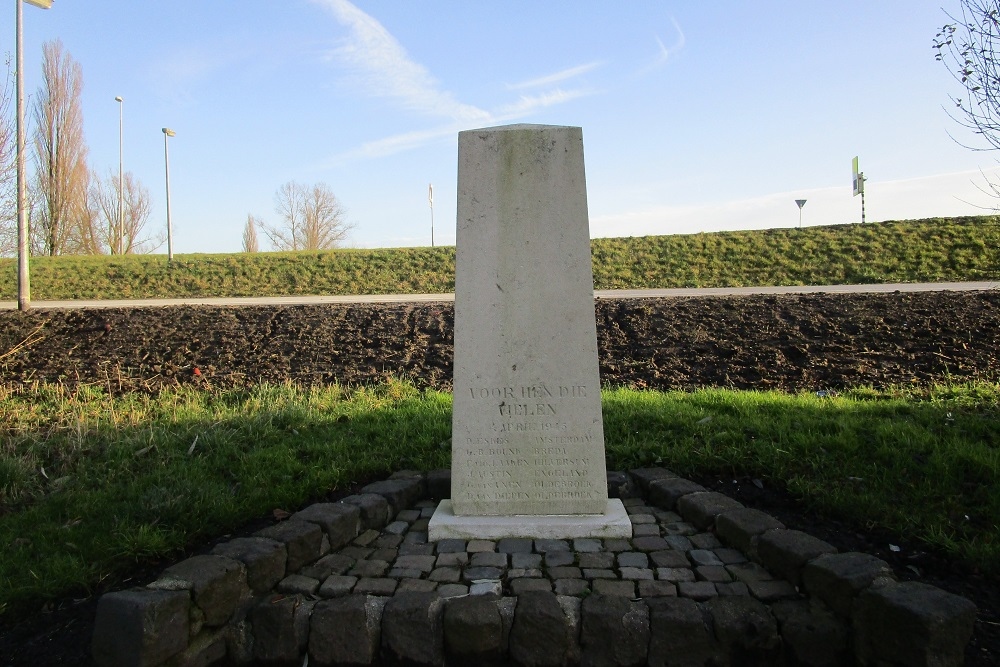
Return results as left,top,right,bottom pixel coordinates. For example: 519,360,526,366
116,96,123,254
860,174,866,224
162,128,174,262
428,183,434,247
15,0,30,310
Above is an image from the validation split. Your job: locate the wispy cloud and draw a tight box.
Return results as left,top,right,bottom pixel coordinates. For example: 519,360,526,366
147,41,252,106
314,0,607,164
494,88,596,121
326,123,463,165
313,0,490,122
507,62,603,91
636,16,686,76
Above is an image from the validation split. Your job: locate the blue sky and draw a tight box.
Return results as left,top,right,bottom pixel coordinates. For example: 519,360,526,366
5,0,998,253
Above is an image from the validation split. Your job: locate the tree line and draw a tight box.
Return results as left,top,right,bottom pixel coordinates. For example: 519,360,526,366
1,41,352,258
241,180,354,253
0,41,158,257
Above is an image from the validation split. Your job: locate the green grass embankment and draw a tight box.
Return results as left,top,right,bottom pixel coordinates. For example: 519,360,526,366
1,216,997,300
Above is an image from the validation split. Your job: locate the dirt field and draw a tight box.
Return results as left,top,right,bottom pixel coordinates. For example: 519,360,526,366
1,290,998,393
1,289,998,665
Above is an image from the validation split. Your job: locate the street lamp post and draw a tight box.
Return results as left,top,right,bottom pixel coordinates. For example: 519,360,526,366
115,96,123,254
162,127,176,262
15,0,54,311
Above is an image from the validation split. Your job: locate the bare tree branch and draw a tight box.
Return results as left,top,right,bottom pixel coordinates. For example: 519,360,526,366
89,169,159,253
934,0,1000,151
31,40,90,256
243,214,260,253
259,181,353,251
0,55,17,256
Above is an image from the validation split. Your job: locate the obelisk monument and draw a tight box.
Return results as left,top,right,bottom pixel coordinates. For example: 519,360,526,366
429,124,630,540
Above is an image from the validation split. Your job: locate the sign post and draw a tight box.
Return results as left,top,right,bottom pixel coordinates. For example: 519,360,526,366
794,199,807,228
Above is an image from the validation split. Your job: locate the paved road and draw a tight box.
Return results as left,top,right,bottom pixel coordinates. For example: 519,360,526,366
1,281,996,310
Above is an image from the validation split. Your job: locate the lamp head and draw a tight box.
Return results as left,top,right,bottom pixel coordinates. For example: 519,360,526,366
115,96,123,102
162,128,176,137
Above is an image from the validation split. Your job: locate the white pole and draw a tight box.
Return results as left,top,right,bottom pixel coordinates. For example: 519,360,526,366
15,0,30,310
428,183,434,247
116,96,123,254
162,128,175,262
16,0,53,309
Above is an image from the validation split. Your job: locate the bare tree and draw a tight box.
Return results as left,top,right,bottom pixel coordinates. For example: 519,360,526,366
0,55,16,256
31,40,90,256
89,169,158,253
242,214,260,252
934,1,1000,150
259,181,352,251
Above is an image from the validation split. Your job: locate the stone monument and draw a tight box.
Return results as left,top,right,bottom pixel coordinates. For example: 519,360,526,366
429,124,631,540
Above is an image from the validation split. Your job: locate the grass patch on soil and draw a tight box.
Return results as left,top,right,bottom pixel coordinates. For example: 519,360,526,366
1,216,998,300
1,380,998,616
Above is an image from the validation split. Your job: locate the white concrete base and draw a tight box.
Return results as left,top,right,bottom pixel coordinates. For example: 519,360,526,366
427,499,632,541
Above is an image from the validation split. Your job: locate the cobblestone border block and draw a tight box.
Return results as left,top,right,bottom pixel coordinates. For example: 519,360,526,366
91,468,977,667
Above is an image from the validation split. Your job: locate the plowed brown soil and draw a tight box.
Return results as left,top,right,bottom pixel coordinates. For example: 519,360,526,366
1,291,998,393
1,289,998,666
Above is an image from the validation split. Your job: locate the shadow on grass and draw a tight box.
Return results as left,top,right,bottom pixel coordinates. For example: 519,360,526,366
1,383,997,616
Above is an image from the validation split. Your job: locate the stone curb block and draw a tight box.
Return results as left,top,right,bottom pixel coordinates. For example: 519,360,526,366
704,596,781,665
627,467,680,494
340,493,391,531
152,554,248,628
509,591,571,667
92,589,191,667
362,478,424,518
714,507,786,558
250,594,312,664
443,595,504,665
581,594,650,667
381,591,445,666
801,551,896,618
210,536,287,594
676,491,745,531
852,580,977,667
292,502,361,552
756,528,838,588
647,596,720,667
771,599,851,667
646,477,705,511
309,594,386,667
254,519,325,572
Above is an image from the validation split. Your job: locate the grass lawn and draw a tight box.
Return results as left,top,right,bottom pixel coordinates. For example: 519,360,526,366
1,379,997,617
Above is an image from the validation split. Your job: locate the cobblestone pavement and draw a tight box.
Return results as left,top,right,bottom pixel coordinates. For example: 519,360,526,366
87,470,981,667
273,496,796,604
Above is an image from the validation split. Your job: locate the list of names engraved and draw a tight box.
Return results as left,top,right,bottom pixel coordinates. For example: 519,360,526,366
456,382,605,511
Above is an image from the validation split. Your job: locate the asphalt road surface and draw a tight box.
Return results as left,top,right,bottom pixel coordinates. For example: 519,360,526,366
1,281,996,310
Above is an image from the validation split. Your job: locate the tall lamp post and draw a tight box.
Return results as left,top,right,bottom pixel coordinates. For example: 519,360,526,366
15,0,54,311
162,127,176,262
115,96,123,254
